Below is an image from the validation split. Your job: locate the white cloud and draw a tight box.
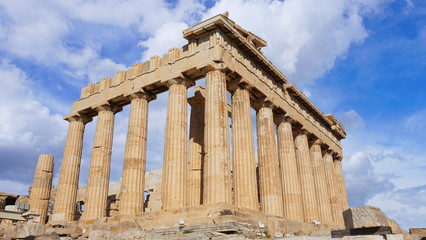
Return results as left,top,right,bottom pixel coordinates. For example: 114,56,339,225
368,185,426,230
138,21,189,61
62,0,204,33
405,108,426,132
302,89,312,98
0,0,204,84
203,0,388,85
343,151,395,207
0,60,67,147
0,60,67,188
340,109,365,133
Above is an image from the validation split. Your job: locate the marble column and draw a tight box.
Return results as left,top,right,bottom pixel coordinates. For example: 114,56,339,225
119,92,155,215
275,115,304,222
294,129,319,222
83,104,120,220
203,69,232,204
334,158,349,213
162,79,192,210
256,102,284,216
323,149,344,226
187,92,205,206
29,154,54,224
310,139,333,224
231,83,258,210
52,116,90,222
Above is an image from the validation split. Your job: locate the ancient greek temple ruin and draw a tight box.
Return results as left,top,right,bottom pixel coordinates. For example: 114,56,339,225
31,14,349,228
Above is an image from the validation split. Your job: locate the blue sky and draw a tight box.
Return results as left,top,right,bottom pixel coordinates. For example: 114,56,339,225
0,0,424,230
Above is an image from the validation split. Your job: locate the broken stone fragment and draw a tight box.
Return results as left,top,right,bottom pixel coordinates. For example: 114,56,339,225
343,206,390,229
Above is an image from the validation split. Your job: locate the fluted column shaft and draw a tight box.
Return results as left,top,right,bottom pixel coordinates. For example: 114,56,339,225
52,116,88,222
162,80,189,210
120,93,154,215
84,105,118,220
310,139,333,224
30,154,54,224
334,159,349,213
232,85,258,210
294,130,319,222
203,69,232,204
323,151,344,226
187,95,205,206
275,116,303,222
256,104,284,216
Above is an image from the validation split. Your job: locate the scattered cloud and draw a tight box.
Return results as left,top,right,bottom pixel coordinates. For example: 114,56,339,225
302,89,312,98
0,60,67,192
203,0,388,86
340,109,365,133
404,108,426,132
138,21,189,61
343,151,395,207
368,185,426,230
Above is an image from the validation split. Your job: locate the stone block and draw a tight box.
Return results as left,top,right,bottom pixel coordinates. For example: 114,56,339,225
342,235,385,240
34,232,60,240
410,229,426,239
46,225,83,237
386,234,404,240
108,221,141,234
285,237,331,240
88,230,113,240
344,206,390,229
16,223,46,238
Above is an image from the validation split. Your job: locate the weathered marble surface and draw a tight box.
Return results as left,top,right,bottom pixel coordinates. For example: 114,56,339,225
343,206,390,229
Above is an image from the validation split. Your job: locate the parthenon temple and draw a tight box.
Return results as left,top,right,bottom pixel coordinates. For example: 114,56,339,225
35,13,349,230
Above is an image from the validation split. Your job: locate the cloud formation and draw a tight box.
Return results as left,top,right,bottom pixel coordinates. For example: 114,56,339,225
343,151,395,206
0,60,67,190
201,0,388,86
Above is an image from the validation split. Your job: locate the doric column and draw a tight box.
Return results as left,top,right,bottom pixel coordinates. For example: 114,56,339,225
334,157,349,213
256,102,284,216
203,69,232,204
275,115,303,222
231,83,258,210
52,115,90,222
119,92,155,215
294,129,319,222
83,104,120,220
187,89,205,206
323,149,344,226
29,154,54,224
309,138,333,224
162,79,193,210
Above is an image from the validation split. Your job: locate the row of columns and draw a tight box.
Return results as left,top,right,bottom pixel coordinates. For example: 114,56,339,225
51,68,349,226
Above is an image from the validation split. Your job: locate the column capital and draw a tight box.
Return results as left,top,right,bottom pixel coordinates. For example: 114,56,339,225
294,128,309,136
333,152,343,161
188,95,205,106
274,112,295,125
204,62,228,73
129,91,156,102
65,114,92,125
321,144,334,156
165,78,195,88
253,98,275,112
94,103,122,114
228,78,253,93
309,137,322,146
